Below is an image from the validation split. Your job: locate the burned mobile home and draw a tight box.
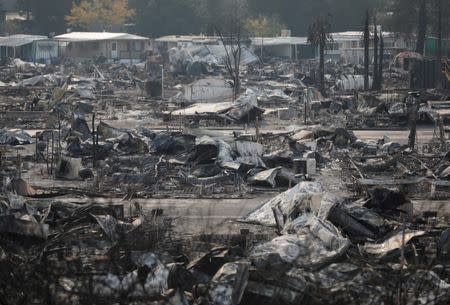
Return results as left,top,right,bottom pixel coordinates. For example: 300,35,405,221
0,1,450,304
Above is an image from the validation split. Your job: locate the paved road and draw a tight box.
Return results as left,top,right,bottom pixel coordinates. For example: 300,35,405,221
18,123,446,236
413,200,450,217
353,129,436,144
104,120,438,145
60,196,274,235
57,196,450,236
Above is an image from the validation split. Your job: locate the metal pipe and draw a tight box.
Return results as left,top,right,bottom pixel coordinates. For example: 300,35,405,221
92,113,96,168
161,65,165,100
51,132,54,174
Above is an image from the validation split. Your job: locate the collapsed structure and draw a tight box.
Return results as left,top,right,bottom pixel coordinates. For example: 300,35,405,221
0,28,449,305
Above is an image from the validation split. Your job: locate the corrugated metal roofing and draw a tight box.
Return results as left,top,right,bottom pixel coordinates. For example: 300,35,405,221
251,31,397,46
178,44,259,66
331,31,396,41
155,35,219,43
251,37,308,46
205,45,259,65
0,35,48,47
54,32,149,42
170,101,233,116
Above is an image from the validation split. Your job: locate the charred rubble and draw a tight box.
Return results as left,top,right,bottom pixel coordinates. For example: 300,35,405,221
0,51,449,305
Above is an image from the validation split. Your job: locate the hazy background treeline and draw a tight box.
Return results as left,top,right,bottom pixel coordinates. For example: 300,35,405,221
0,0,448,38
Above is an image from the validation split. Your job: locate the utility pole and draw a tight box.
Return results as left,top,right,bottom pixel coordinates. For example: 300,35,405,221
364,10,370,91
373,17,379,90
161,65,165,100
378,32,384,90
437,0,442,61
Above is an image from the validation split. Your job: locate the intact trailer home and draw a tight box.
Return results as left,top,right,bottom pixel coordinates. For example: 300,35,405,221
54,32,151,64
0,34,59,64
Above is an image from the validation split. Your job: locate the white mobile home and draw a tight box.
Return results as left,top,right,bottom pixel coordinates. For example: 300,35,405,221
327,31,415,65
54,32,151,64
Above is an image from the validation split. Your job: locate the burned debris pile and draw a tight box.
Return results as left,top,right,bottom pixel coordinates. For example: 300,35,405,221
0,40,449,305
0,194,178,305
0,182,449,304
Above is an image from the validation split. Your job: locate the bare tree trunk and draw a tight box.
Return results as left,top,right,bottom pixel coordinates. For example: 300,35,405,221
216,2,243,100
234,27,242,98
234,60,240,98
415,0,427,55
373,18,379,90
218,34,241,99
319,38,325,96
437,0,442,61
364,10,370,91
378,32,384,90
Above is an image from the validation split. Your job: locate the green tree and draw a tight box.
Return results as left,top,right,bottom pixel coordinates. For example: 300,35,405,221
245,15,282,61
66,0,135,31
245,15,282,37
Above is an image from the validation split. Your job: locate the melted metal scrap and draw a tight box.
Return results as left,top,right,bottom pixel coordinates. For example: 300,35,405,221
208,261,249,305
